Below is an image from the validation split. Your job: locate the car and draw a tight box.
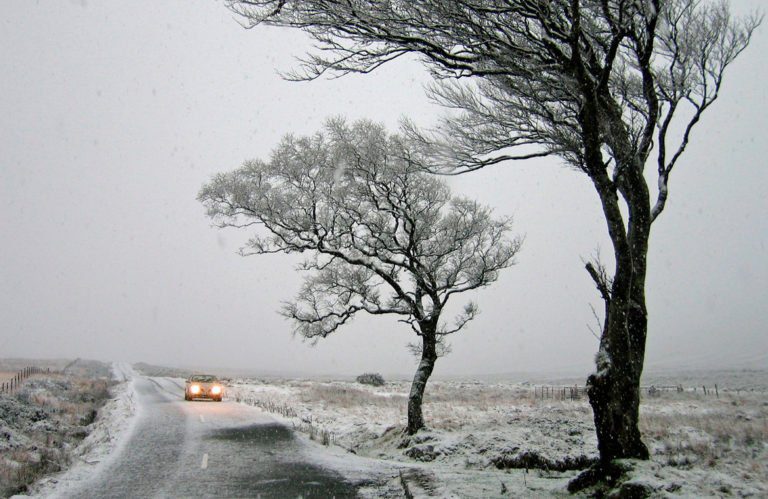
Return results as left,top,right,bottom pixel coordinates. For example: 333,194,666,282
184,374,224,402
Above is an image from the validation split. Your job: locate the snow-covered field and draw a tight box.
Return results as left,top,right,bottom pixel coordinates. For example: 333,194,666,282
5,361,765,497
0,359,120,497
227,372,768,497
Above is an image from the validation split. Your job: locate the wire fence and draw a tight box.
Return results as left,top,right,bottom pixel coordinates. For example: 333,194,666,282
0,366,51,395
532,385,585,401
531,383,724,401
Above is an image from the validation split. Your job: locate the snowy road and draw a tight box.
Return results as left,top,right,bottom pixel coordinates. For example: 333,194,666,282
57,374,362,498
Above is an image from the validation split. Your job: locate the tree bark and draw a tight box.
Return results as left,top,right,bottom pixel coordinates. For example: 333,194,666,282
586,163,651,464
406,328,438,435
586,315,650,463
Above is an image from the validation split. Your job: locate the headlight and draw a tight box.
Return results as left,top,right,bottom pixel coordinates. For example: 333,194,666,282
211,386,222,395
190,384,201,394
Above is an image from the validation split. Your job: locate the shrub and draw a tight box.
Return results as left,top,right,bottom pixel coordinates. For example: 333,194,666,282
356,373,385,387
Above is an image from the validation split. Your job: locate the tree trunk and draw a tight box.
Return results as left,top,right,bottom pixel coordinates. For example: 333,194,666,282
586,323,650,463
586,177,651,464
406,330,437,435
573,76,653,469
582,156,651,465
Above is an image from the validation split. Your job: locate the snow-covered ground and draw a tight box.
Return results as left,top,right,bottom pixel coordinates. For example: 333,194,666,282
227,374,768,497
28,363,139,498
0,360,130,497
6,362,765,497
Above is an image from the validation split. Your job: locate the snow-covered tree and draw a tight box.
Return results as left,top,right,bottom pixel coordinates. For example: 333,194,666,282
199,119,521,434
225,1,760,476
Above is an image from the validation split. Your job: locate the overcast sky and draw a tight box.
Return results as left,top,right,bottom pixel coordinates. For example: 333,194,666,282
1,0,766,378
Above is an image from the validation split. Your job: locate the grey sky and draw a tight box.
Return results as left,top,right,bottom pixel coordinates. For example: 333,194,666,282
1,0,766,377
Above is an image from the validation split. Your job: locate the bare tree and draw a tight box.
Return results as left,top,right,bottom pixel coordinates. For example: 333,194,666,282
199,119,521,435
226,0,760,473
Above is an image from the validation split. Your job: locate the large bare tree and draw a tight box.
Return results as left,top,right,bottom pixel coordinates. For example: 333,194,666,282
226,0,759,472
199,119,520,434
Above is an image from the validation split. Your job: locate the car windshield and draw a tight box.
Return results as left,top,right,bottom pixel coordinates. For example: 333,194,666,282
190,375,216,383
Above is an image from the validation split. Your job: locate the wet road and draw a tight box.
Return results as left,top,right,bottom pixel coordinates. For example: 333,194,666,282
60,375,360,498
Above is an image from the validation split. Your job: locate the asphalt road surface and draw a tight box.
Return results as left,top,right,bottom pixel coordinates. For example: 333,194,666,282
60,375,365,498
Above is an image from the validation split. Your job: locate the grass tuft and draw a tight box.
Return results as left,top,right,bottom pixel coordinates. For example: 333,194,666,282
0,367,114,496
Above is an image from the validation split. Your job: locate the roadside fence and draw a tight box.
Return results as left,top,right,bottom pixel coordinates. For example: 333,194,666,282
0,366,50,395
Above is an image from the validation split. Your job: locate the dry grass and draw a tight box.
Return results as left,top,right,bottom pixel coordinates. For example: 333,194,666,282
423,382,531,405
0,370,114,496
302,384,406,409
260,380,595,430
236,379,595,441
640,393,768,480
301,381,541,412
0,448,67,496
